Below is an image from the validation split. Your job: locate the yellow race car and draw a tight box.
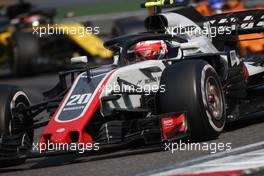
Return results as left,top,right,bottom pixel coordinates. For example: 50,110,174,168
0,1,112,76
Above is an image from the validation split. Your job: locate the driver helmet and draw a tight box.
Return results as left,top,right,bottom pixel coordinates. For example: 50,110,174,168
134,40,168,60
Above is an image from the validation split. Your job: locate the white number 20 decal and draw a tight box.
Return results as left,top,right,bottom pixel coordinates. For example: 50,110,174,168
66,93,92,106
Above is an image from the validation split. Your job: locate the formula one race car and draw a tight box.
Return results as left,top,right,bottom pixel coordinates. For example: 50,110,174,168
0,1,112,76
0,1,56,74
0,1,263,167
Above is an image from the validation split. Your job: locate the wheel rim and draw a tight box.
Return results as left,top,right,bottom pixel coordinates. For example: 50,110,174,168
205,76,223,121
9,92,33,152
10,92,30,135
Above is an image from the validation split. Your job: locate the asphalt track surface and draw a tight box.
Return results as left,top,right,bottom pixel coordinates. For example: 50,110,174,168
0,67,264,176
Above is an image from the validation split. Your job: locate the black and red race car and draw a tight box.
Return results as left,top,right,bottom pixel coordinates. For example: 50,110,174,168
0,3,264,167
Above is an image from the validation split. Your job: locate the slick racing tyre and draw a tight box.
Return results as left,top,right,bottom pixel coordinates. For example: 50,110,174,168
9,32,39,77
0,85,33,167
159,60,226,140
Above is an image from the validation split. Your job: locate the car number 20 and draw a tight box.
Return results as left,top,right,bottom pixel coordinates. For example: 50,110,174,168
66,93,92,106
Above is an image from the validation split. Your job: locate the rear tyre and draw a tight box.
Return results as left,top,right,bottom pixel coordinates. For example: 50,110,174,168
159,60,226,140
9,32,39,77
0,85,33,167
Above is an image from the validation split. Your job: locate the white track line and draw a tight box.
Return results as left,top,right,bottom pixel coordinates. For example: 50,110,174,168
141,141,264,176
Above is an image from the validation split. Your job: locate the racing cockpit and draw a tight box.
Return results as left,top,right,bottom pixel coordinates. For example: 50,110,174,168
104,32,188,66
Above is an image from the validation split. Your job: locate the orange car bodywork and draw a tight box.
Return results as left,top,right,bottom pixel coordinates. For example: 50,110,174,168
195,3,213,16
195,1,264,56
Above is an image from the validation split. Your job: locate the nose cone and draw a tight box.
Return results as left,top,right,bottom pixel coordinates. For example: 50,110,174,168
50,130,71,144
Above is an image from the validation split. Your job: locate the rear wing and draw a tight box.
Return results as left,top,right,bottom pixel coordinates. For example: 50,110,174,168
144,5,264,37
207,9,264,35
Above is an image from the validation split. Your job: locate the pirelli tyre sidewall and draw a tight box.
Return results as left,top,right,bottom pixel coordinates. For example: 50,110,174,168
0,85,33,167
159,60,226,141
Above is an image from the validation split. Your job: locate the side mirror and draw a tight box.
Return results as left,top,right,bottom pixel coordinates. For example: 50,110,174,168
71,56,88,64
71,56,91,81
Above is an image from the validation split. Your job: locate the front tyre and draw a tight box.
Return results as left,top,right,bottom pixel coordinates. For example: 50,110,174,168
0,85,33,167
159,60,226,140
